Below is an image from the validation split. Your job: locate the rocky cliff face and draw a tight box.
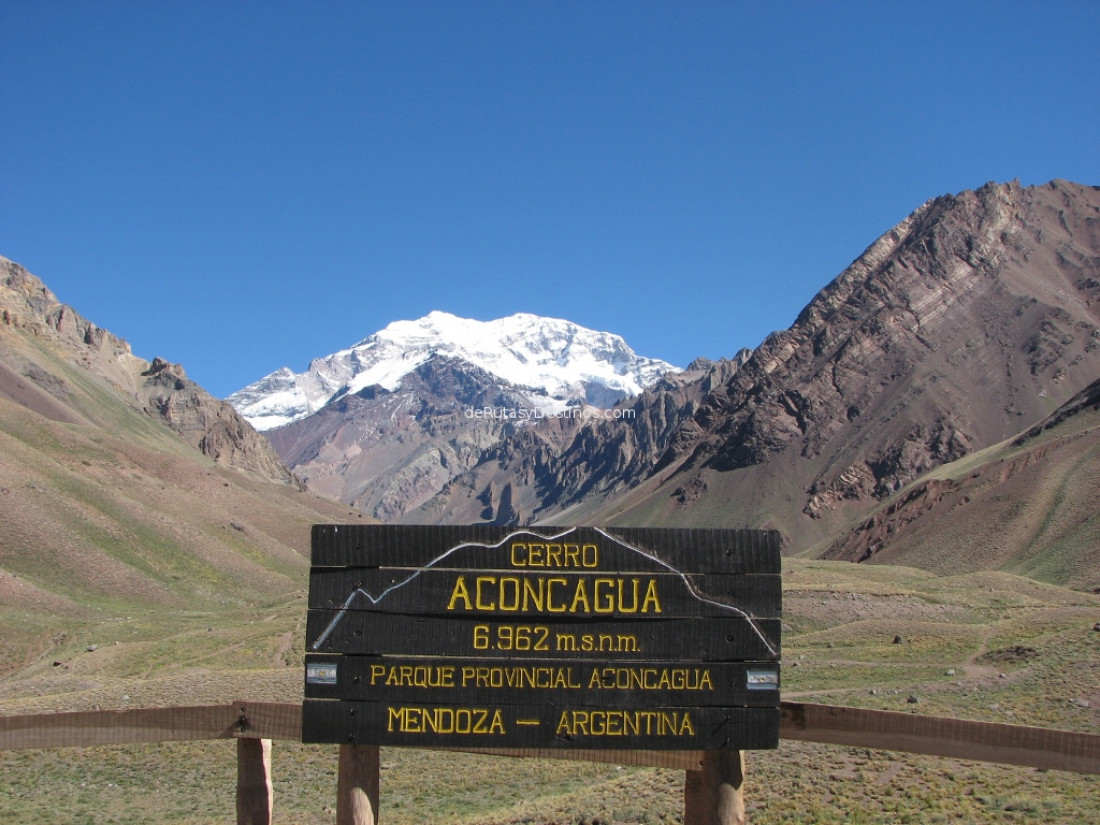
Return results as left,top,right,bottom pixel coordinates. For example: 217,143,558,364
584,181,1097,543
819,377,1100,590
135,357,299,484
264,356,551,521
1,257,142,399
0,256,297,485
406,181,1100,545
397,354,748,524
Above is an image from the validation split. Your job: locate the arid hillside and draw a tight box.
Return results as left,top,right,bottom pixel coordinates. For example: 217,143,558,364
1,256,366,707
821,377,1100,590
586,181,1100,567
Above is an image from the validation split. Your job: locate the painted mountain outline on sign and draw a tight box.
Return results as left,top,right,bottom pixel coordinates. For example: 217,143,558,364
309,526,779,656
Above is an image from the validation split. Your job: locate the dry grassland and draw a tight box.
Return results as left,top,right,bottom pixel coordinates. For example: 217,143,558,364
2,559,1098,823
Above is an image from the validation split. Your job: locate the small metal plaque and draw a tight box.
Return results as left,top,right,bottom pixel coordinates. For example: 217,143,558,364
306,662,338,685
746,669,779,690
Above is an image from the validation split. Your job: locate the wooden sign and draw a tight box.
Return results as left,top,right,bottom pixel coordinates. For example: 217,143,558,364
302,525,781,750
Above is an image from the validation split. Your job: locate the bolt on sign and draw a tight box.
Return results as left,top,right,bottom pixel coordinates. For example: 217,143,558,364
302,525,781,750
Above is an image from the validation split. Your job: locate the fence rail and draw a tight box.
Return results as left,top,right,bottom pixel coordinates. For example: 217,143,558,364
2,700,1097,774
2,700,1098,824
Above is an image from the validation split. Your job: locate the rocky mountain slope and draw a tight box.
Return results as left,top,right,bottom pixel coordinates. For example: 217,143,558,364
588,180,1100,551
0,256,363,623
400,353,749,525
1,256,372,714
1,257,295,485
820,376,1100,590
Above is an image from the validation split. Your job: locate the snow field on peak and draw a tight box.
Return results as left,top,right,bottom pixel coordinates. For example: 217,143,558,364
228,311,679,431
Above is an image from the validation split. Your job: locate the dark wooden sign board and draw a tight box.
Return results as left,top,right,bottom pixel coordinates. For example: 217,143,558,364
302,525,781,751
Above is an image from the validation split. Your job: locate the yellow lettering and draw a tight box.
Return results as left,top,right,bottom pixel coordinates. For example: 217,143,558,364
514,541,596,567
387,707,403,732
594,578,615,613
569,579,591,613
679,713,696,736
618,579,639,613
522,577,544,612
499,577,520,611
447,576,472,610
546,577,567,612
641,579,662,613
475,576,497,611
387,707,506,735
553,710,696,737
449,574,661,614
585,667,714,691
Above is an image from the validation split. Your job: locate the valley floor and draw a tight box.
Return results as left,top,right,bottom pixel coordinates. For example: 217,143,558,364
1,559,1098,823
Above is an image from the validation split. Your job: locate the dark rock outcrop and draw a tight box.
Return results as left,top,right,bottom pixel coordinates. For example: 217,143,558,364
1,256,297,486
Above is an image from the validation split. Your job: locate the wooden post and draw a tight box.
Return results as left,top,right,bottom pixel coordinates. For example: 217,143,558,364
236,738,273,825
337,743,380,825
684,750,746,825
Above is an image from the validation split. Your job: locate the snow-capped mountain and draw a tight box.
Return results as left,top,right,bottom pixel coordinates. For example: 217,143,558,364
228,311,679,430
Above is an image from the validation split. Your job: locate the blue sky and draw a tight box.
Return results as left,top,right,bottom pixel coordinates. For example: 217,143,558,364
3,1,1098,398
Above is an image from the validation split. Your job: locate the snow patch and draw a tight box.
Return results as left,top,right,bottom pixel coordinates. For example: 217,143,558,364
227,311,679,430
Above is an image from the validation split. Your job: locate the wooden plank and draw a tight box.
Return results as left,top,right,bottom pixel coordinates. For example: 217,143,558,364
684,750,746,825
236,738,273,825
306,612,782,661
0,704,239,750
304,654,780,707
234,700,303,741
336,744,380,825
0,702,301,751
310,525,781,574
305,525,783,754
303,699,780,751
3,700,1097,776
307,568,780,619
780,702,1100,775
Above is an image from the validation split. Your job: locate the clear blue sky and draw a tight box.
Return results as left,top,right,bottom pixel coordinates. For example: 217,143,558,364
3,1,1098,398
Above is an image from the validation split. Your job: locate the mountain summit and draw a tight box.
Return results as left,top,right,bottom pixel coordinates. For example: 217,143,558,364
229,311,678,431
227,312,681,522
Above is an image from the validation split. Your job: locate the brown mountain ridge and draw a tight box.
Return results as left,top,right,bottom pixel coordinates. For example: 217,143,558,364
1,256,364,623
385,180,1099,577
591,180,1100,550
